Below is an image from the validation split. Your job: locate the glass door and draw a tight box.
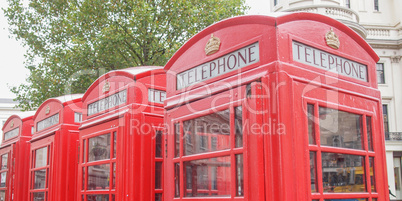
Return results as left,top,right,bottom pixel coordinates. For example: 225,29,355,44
29,138,52,201
80,129,117,201
168,84,252,200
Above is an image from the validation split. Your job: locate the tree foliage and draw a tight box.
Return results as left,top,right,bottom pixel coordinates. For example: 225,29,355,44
4,0,248,110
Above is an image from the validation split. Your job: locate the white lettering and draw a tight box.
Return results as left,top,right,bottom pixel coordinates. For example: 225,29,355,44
177,42,260,89
292,41,368,82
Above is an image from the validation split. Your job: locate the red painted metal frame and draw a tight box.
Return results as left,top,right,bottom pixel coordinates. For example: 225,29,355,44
0,112,35,201
29,95,83,201
164,13,388,201
78,67,166,201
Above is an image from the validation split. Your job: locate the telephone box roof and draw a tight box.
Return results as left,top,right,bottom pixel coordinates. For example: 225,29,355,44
1,111,35,131
165,12,378,71
82,66,164,101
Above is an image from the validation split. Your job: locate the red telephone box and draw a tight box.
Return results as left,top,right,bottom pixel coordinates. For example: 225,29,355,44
78,67,166,201
29,94,83,201
0,111,35,201
164,13,389,201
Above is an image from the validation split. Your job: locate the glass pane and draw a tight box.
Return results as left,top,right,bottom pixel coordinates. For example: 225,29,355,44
308,104,316,144
82,167,85,190
235,107,243,148
155,162,162,189
83,139,86,163
369,157,376,192
88,133,111,162
310,152,317,192
112,194,115,201
183,110,230,156
34,169,46,189
155,131,162,158
1,154,8,170
236,154,244,196
32,192,45,201
155,193,162,201
174,163,180,198
322,153,365,192
0,172,6,187
366,117,373,151
174,123,180,158
319,107,363,150
184,156,231,197
0,190,5,201
35,147,48,168
86,194,109,201
87,164,110,190
112,163,116,189
113,132,117,158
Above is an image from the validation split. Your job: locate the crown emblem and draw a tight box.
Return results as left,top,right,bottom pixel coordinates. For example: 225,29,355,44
10,121,14,128
102,80,110,93
45,105,50,115
205,34,221,56
325,28,340,49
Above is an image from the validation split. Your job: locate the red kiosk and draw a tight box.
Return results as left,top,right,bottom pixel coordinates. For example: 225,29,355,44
29,94,83,201
164,13,389,201
0,111,35,201
78,67,165,201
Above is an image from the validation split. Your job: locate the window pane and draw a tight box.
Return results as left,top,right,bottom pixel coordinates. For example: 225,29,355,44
236,154,244,196
308,104,316,144
366,117,373,151
32,192,45,201
113,132,116,159
319,107,363,150
174,123,180,158
0,172,6,187
88,164,110,190
155,162,162,189
35,147,48,168
34,169,46,189
155,131,162,158
174,163,180,198
113,163,116,189
310,152,317,192
235,107,243,148
184,156,231,197
82,167,85,190
1,154,8,170
86,194,109,201
88,133,111,162
0,190,5,201
376,63,384,84
322,153,365,192
183,110,230,156
83,139,86,163
383,105,389,134
155,193,162,201
369,157,376,192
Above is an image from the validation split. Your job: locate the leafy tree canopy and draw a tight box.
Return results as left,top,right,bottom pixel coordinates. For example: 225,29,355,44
4,0,248,110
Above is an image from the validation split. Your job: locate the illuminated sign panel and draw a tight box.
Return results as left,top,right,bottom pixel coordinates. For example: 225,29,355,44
37,113,59,131
4,127,19,140
88,90,127,116
148,89,166,104
176,42,260,90
292,41,368,82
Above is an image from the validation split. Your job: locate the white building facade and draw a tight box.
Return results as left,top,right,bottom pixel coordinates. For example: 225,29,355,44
271,0,402,200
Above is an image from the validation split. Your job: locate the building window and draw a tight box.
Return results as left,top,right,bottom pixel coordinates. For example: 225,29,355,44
383,105,389,134
374,0,379,11
274,0,278,6
345,0,351,8
376,63,385,84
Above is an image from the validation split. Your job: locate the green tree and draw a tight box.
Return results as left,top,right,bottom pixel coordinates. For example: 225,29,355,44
4,0,248,110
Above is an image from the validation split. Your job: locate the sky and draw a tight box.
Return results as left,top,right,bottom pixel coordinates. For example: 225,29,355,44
0,0,271,99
